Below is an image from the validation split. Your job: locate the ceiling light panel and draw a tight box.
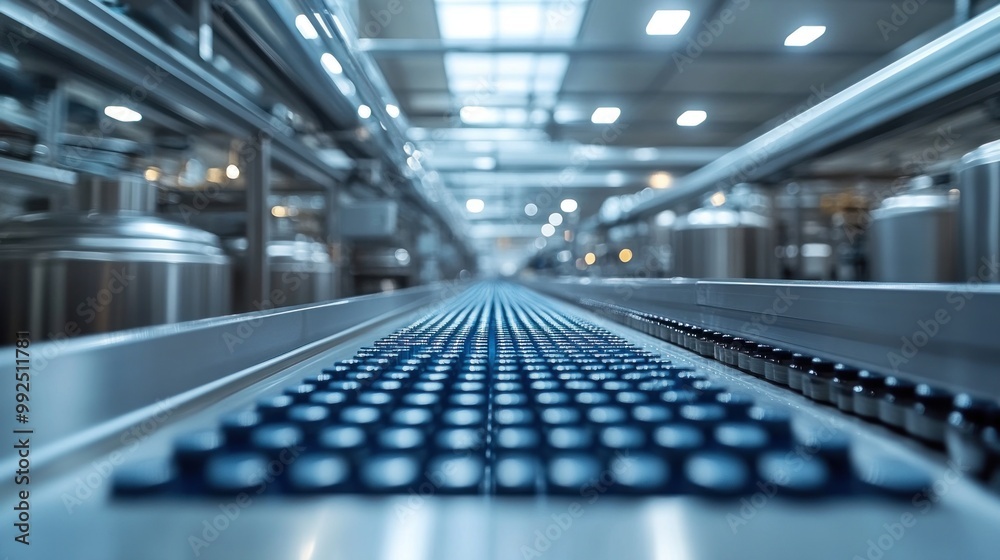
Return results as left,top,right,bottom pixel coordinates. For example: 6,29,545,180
677,110,707,127
591,107,621,124
436,1,589,44
294,14,319,39
438,1,587,118
498,4,543,39
785,25,827,47
645,10,691,36
437,4,495,40
496,53,536,75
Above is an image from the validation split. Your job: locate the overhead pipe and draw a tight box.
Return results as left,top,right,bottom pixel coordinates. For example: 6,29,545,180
603,4,1000,227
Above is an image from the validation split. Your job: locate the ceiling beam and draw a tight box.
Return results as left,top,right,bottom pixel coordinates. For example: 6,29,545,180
359,39,884,60
394,89,812,102
468,224,550,239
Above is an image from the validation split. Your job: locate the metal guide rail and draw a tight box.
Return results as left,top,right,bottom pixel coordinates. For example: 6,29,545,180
524,278,1000,495
109,283,956,497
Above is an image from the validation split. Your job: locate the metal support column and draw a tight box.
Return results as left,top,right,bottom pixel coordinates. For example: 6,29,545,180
195,0,213,62
40,81,66,166
244,133,271,311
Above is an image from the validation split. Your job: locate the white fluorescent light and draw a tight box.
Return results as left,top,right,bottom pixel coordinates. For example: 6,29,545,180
225,164,240,180
498,4,543,39
320,53,342,74
785,25,826,47
554,106,581,124
591,107,621,124
461,106,501,125
548,213,564,226
466,198,485,213
386,104,400,118
677,110,707,127
438,5,495,40
560,199,578,213
503,108,528,126
358,104,372,119
524,203,538,217
802,243,833,258
541,224,556,237
331,15,348,39
294,14,319,40
313,13,333,38
606,172,626,188
466,141,495,153
473,156,496,170
104,105,142,122
632,147,658,161
645,10,691,36
334,76,355,96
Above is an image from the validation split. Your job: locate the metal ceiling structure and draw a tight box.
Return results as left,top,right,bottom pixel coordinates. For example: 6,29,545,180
350,0,990,272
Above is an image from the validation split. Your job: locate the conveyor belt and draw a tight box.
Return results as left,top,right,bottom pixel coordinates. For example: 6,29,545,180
114,284,941,497
10,282,1000,560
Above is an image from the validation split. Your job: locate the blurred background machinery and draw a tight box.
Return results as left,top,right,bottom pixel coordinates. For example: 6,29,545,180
4,1,1000,559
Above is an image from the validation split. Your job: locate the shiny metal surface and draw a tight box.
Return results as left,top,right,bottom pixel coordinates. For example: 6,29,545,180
0,211,231,339
353,245,414,275
671,208,776,279
0,284,452,476
869,179,959,282
526,278,1000,398
955,139,1000,282
226,238,338,309
74,174,157,214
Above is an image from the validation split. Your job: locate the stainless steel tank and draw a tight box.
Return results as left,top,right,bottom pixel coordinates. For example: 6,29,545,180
868,176,958,283
0,175,231,339
350,244,414,294
225,237,337,310
672,207,776,278
955,140,1000,282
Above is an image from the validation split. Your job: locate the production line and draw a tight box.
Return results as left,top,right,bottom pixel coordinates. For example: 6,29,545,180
2,280,999,559
3,0,1000,558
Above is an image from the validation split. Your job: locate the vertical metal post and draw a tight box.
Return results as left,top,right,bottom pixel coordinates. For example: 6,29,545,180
196,0,213,62
956,0,972,26
325,183,342,298
244,133,271,311
40,82,66,165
